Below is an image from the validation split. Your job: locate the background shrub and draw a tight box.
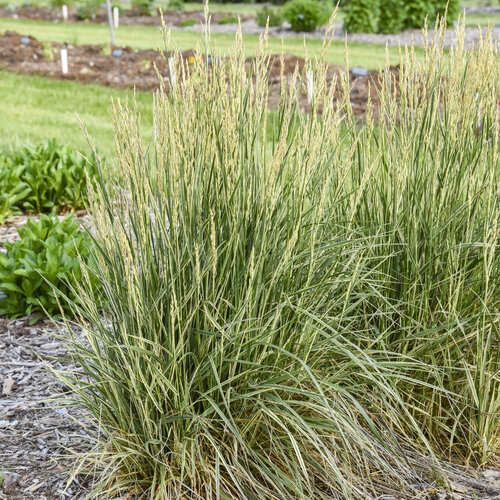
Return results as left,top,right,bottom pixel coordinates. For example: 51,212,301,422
283,0,331,32
342,0,378,33
404,0,433,28
76,0,100,20
256,6,283,27
0,214,96,318
378,0,405,33
216,15,238,23
131,0,154,15
164,0,184,12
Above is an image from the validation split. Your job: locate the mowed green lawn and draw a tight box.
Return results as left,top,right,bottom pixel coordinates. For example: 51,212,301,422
0,17,410,68
0,71,153,155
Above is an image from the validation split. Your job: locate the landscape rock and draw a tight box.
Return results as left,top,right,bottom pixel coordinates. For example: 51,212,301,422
483,469,500,483
2,472,21,494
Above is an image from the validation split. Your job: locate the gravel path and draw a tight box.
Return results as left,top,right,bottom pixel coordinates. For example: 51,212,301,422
192,20,500,50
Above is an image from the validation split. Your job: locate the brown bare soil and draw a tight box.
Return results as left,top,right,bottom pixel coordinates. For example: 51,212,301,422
0,30,386,117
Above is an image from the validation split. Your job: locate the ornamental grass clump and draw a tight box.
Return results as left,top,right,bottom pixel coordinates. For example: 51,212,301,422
59,14,499,500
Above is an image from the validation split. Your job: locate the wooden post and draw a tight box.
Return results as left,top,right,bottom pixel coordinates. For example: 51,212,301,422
105,0,115,46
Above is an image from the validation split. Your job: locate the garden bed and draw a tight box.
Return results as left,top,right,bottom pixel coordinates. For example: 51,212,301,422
0,30,385,116
0,5,251,27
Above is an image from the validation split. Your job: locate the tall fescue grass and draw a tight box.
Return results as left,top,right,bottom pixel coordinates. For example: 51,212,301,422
59,14,499,500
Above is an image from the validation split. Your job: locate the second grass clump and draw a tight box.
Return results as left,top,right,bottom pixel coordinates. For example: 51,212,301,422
60,19,500,500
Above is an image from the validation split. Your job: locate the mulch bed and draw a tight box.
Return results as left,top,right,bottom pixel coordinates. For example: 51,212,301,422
0,4,251,27
0,30,386,116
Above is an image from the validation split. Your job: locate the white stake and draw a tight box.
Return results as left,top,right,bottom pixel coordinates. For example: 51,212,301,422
60,48,68,74
168,57,176,89
306,69,314,104
62,4,68,21
113,6,119,28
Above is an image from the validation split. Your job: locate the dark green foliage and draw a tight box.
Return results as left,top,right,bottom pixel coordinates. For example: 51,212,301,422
164,0,184,12
216,15,239,23
432,0,460,23
283,0,331,32
256,6,283,27
0,140,94,223
0,214,96,318
343,0,378,33
131,0,154,15
179,17,196,26
0,161,30,224
378,0,405,33
76,0,100,20
404,0,433,28
6,140,94,214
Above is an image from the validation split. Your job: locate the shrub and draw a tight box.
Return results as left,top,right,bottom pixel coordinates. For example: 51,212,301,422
164,0,184,11
283,0,331,32
256,6,283,27
216,15,238,24
343,0,378,33
131,0,153,15
179,17,196,26
432,0,460,23
378,0,405,33
76,0,100,20
404,0,433,28
4,140,95,214
0,214,96,318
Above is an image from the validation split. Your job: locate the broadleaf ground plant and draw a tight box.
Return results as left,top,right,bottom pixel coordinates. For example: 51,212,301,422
59,14,499,500
0,214,97,319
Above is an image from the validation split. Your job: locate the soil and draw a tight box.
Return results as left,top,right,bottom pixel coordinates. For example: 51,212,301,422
0,4,251,27
0,30,387,117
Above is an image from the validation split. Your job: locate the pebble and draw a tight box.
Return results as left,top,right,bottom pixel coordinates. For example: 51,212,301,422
20,36,30,45
484,469,500,482
112,49,123,58
352,66,368,77
2,471,21,494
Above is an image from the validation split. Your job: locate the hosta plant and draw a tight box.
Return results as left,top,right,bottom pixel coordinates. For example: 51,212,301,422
8,139,95,213
0,214,96,319
0,159,29,224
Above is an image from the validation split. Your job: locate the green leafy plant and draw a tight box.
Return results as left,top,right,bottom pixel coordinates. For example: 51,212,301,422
283,0,331,31
343,0,378,33
5,139,94,214
256,6,283,27
179,17,196,26
164,0,184,11
378,0,405,33
131,0,153,15
0,159,30,224
216,15,238,23
404,0,433,28
0,214,96,319
76,0,100,20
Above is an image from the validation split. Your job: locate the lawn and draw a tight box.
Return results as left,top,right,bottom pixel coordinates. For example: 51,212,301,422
0,17,410,68
0,71,153,155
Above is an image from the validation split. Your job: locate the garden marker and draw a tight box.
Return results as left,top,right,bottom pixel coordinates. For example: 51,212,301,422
62,4,68,21
168,57,176,89
60,48,68,74
113,7,119,29
105,0,115,46
306,70,314,104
